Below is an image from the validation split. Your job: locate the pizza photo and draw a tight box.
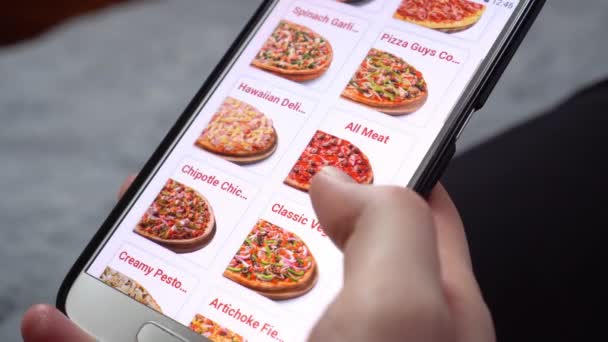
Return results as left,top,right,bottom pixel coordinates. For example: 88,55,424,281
223,219,318,300
189,314,246,342
342,48,428,115
134,179,216,253
394,0,486,33
252,20,333,82
285,130,373,192
100,267,162,313
195,97,278,164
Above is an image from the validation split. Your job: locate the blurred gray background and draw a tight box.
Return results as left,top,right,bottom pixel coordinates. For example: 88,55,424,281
1,0,607,340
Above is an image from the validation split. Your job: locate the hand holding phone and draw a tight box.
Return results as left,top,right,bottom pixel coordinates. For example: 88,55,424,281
56,1,543,340
26,169,493,341
307,170,494,342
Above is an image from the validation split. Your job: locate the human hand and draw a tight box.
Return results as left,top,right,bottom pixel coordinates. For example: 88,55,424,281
307,167,494,342
22,170,493,341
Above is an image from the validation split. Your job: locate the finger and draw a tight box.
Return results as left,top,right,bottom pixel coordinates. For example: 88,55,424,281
428,183,472,271
310,167,440,282
117,174,137,200
309,168,451,340
308,167,357,249
429,184,495,342
429,183,484,295
309,167,441,283
22,305,94,342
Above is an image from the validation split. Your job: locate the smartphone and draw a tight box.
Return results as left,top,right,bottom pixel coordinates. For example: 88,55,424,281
58,0,544,341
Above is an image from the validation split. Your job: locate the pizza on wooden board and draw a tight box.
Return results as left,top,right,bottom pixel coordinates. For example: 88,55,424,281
223,219,318,300
134,179,216,253
196,97,277,164
394,0,486,33
189,314,246,342
285,130,373,192
342,48,428,115
100,267,162,313
252,20,333,82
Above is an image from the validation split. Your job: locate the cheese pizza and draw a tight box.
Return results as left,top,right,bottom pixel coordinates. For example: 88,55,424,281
100,267,162,313
252,20,333,82
196,97,277,164
189,314,246,342
134,179,216,253
285,130,373,192
342,48,428,115
394,0,486,33
223,219,317,300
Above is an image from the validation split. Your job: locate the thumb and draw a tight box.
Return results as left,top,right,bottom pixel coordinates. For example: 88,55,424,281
308,167,450,341
22,305,94,342
309,167,440,280
308,167,359,249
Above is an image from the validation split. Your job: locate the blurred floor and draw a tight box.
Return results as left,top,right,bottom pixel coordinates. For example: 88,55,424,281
0,0,607,340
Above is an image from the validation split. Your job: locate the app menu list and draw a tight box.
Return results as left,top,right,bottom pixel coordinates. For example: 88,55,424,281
88,1,519,341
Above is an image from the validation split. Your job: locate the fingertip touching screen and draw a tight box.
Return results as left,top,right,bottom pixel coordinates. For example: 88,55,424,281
87,1,520,340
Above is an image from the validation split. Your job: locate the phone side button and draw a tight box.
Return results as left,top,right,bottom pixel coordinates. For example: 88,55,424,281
456,109,476,141
137,322,188,342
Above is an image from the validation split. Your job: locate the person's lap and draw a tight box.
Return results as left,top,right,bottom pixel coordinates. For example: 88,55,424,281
443,80,608,341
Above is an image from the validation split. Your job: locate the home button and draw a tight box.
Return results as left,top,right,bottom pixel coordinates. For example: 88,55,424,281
137,322,186,342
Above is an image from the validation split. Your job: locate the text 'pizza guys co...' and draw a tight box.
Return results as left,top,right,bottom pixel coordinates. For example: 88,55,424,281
379,32,463,65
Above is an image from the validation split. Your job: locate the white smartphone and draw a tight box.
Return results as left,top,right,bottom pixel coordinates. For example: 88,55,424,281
58,0,544,341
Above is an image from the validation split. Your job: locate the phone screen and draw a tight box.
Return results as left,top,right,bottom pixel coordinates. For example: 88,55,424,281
87,0,521,340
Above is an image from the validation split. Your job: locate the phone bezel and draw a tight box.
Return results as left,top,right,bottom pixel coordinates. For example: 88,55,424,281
57,0,545,340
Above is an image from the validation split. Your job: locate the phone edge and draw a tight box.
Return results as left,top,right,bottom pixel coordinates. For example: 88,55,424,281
56,0,547,313
412,0,546,196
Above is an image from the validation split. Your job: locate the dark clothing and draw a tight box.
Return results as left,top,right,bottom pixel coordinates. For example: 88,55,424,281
443,80,608,341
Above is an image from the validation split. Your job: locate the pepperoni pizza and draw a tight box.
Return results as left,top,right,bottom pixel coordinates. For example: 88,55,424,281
394,0,486,33
285,130,373,192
